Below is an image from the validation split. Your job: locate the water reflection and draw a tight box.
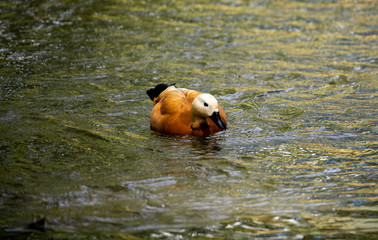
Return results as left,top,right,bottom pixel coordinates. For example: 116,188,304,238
151,129,224,148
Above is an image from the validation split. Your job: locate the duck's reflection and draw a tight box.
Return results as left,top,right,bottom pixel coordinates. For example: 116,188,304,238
150,130,225,158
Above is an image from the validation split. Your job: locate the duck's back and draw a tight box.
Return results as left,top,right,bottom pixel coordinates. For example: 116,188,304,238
150,89,195,135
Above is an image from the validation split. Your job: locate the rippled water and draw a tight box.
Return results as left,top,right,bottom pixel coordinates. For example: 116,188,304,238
1,0,377,239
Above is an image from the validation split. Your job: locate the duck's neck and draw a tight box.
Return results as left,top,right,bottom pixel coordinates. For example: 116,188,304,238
191,117,211,136
191,115,209,130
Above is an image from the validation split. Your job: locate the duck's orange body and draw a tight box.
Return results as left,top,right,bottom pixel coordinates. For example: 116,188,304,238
147,84,227,136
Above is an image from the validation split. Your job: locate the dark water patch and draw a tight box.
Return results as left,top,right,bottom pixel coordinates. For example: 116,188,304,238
64,126,110,142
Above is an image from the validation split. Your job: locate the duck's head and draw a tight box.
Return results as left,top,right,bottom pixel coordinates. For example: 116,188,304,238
192,93,227,130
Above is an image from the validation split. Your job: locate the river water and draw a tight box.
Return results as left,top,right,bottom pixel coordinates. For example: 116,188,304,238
1,0,377,239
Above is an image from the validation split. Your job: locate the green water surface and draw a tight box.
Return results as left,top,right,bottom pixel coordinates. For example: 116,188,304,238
1,0,377,239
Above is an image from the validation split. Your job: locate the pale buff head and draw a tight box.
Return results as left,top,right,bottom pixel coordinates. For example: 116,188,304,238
191,93,226,129
191,93,219,118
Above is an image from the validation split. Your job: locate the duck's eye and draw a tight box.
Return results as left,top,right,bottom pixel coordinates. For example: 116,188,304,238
204,102,208,107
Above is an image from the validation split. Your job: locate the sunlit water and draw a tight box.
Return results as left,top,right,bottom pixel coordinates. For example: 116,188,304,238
1,0,377,239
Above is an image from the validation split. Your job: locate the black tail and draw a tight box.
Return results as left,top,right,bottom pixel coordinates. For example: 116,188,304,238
146,83,175,101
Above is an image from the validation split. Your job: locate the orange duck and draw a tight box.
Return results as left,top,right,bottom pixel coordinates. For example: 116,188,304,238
147,83,227,136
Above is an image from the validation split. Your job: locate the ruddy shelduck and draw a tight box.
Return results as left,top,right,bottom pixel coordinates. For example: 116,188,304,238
147,83,227,136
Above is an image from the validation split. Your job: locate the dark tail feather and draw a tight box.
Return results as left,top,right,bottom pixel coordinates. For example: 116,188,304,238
146,83,175,101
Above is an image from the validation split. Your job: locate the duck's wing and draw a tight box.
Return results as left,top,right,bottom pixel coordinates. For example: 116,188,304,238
150,90,192,134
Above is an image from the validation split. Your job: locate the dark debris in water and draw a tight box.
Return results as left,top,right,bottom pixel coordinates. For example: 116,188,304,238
4,218,45,234
27,218,45,232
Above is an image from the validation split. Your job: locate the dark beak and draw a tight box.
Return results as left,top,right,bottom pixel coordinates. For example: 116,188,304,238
209,111,227,130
